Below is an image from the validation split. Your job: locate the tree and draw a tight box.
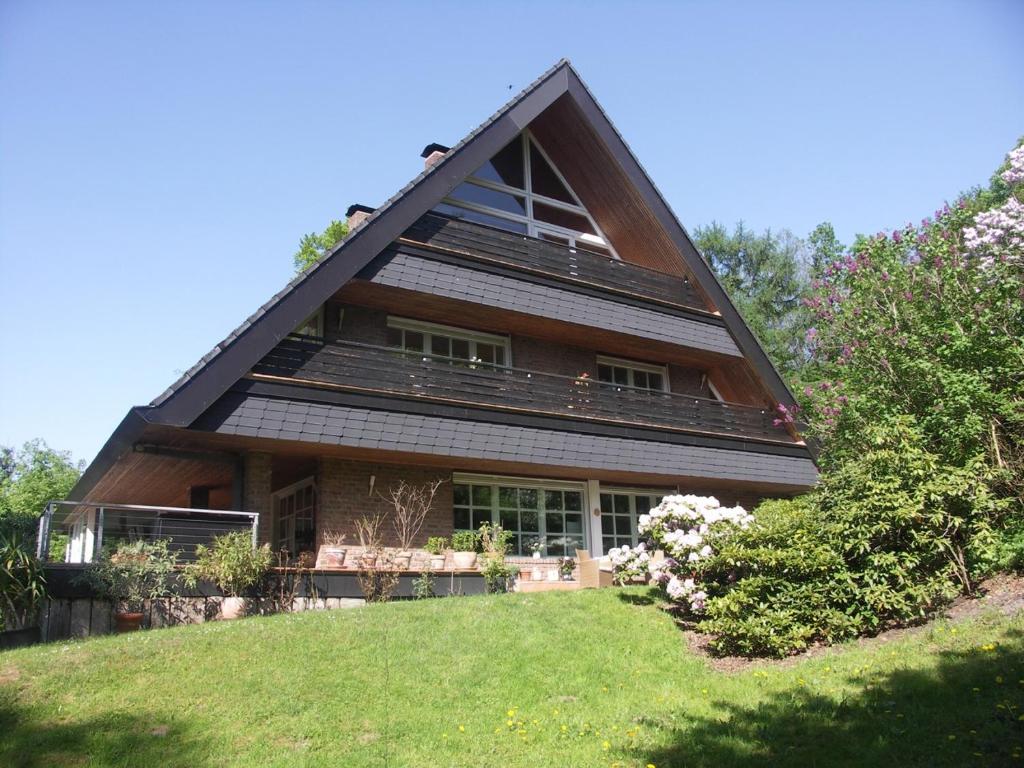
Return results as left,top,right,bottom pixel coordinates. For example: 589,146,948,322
806,221,845,279
293,219,348,273
0,440,83,525
693,221,814,375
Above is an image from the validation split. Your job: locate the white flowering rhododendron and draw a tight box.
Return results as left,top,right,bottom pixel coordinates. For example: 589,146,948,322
608,494,752,613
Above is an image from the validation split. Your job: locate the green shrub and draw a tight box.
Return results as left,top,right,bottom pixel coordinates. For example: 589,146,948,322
0,531,47,630
478,523,517,593
698,420,1006,657
183,532,272,597
425,536,448,555
450,530,478,552
81,540,178,613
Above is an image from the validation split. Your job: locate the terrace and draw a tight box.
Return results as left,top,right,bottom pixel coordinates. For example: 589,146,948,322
252,335,790,444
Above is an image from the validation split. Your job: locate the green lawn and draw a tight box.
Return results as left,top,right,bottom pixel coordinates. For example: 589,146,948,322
2,588,1023,767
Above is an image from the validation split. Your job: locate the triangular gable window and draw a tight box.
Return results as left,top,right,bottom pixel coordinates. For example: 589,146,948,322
434,131,619,259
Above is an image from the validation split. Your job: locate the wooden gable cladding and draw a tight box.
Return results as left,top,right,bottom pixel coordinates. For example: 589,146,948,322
529,95,714,311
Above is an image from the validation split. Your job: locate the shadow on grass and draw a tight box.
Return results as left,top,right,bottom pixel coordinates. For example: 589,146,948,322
0,702,214,768
616,587,661,607
639,628,1024,768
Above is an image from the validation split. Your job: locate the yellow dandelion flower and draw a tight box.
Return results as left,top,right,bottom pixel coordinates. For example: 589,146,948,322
602,740,611,751
561,724,568,733
507,709,516,718
458,725,465,733
648,764,658,768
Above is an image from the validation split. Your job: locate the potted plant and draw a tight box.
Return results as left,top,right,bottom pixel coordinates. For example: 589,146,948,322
528,539,543,559
559,556,576,582
425,536,448,570
450,530,478,569
315,528,348,569
383,479,444,572
0,531,47,649
83,539,177,632
478,524,517,593
183,532,272,620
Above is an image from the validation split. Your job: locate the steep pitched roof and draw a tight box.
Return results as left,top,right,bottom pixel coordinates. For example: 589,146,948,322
70,59,804,501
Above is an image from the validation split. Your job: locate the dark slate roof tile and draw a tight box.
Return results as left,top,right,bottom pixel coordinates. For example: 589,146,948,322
371,255,739,356
212,395,816,486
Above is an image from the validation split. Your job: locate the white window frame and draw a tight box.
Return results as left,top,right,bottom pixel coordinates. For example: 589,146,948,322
272,476,317,557
595,355,670,392
452,473,589,556
437,130,621,260
386,316,512,367
598,487,674,554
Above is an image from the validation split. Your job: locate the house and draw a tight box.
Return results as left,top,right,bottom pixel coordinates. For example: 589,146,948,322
50,60,817,569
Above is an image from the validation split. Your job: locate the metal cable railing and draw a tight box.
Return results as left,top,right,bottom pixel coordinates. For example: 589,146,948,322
254,336,786,443
37,502,259,564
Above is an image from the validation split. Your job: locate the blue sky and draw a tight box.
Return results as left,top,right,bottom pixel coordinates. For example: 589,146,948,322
1,0,1021,465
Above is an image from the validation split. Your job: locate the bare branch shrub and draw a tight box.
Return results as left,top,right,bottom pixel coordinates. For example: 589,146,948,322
354,511,399,603
381,479,445,551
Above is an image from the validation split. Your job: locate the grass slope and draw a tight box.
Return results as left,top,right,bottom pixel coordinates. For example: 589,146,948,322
2,588,1024,767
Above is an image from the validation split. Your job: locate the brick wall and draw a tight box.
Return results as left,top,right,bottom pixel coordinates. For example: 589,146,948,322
317,458,454,549
243,452,273,545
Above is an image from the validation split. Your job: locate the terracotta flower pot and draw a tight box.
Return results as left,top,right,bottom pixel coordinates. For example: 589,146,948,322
359,552,378,569
452,551,477,569
115,611,144,633
316,545,347,569
393,552,412,570
220,596,246,620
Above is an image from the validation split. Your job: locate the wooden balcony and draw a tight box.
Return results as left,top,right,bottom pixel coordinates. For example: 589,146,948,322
251,337,790,445
399,213,707,311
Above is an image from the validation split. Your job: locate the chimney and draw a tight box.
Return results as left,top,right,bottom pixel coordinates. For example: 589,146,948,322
420,142,450,169
345,203,375,231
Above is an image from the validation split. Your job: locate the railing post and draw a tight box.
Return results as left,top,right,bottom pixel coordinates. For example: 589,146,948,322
36,503,51,560
95,506,104,559
251,513,259,550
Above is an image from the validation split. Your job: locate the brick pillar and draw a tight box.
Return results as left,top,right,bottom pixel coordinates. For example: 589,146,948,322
244,452,273,546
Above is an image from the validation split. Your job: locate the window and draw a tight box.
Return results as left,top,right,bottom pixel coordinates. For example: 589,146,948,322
274,478,316,558
453,475,585,556
293,308,324,338
596,356,669,392
386,317,509,368
433,131,620,259
599,490,671,554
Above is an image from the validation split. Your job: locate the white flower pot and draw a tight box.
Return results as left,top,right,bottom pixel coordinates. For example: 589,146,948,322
452,551,477,569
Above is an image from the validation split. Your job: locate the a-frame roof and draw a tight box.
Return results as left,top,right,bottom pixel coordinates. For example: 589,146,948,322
69,59,803,501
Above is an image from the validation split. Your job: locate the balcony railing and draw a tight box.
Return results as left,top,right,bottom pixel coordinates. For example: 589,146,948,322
400,213,706,310
37,502,259,564
253,336,789,444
